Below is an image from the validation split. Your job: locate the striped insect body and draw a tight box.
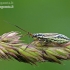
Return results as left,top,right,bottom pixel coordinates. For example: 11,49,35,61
32,33,70,44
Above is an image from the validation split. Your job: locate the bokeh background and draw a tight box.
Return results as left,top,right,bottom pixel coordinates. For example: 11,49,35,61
0,0,70,70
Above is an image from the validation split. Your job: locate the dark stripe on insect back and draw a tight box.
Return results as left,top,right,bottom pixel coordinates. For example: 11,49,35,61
55,36,70,40
39,38,51,43
51,39,69,44
44,38,58,43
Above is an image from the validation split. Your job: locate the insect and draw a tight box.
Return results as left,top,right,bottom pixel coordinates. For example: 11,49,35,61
33,33,70,44
12,25,70,44
4,21,70,47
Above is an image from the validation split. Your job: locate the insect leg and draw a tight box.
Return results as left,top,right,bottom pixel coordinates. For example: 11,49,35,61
24,33,33,50
24,42,33,50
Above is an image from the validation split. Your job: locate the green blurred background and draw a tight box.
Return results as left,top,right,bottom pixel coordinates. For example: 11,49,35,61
0,0,70,70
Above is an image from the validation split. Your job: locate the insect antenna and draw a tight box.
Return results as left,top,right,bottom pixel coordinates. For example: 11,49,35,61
3,20,33,37
4,20,34,50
